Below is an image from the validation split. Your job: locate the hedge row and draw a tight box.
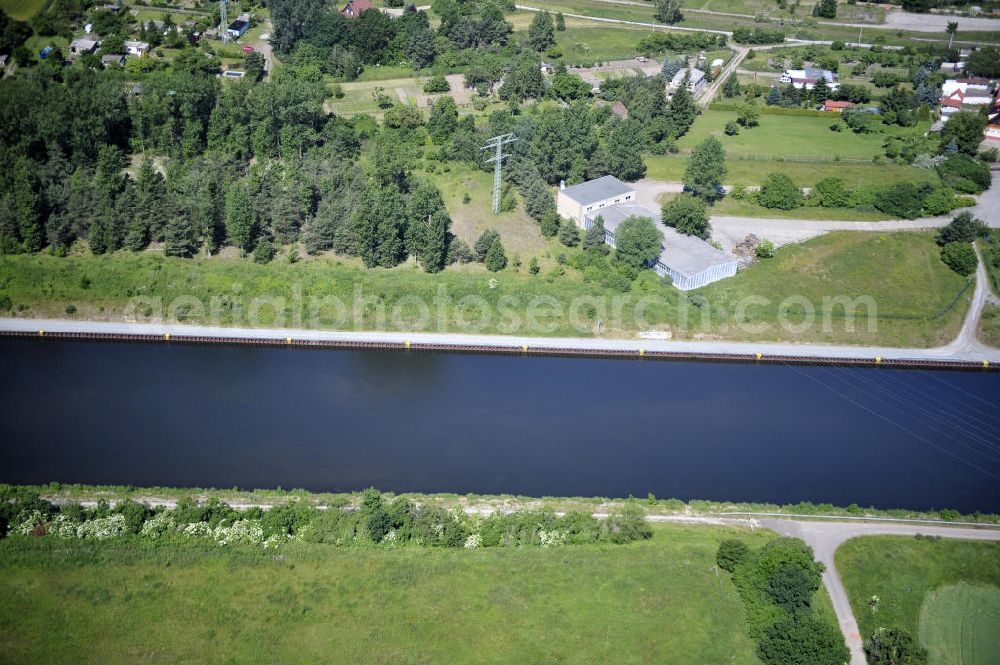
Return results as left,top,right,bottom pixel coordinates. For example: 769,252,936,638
708,102,841,118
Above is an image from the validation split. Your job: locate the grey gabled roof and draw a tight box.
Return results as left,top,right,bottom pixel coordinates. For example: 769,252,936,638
587,203,737,278
560,175,635,207
658,227,737,278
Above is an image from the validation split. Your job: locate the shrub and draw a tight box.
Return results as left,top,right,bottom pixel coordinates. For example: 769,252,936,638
662,193,710,239
937,154,991,194
717,539,750,571
423,75,450,93
447,237,473,264
758,173,803,210
725,121,740,135
940,241,977,276
874,182,923,219
809,177,850,208
253,240,275,264
605,504,652,543
758,616,850,665
485,237,508,271
920,186,959,217
864,627,928,665
755,239,775,258
737,103,760,128
766,564,816,614
558,219,580,247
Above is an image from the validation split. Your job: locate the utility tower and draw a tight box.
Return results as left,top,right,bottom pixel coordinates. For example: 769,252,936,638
219,0,230,44
481,133,517,214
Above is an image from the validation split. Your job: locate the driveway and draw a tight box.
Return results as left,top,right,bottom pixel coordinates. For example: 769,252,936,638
761,518,1000,665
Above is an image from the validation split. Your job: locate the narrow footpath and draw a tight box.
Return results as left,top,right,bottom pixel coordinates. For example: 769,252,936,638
760,518,1000,665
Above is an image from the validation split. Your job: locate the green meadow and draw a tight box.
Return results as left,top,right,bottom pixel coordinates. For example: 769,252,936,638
0,523,772,665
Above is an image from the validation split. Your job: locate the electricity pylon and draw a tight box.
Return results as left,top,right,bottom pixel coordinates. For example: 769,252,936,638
481,133,517,214
219,0,230,43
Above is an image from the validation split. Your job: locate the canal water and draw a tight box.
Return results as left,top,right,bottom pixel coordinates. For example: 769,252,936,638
1,338,998,512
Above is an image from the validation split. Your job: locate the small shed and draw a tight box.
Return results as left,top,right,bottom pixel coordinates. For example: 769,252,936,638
102,54,126,68
611,100,630,119
69,38,98,55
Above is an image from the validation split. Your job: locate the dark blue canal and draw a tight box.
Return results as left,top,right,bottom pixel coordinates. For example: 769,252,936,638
1,338,998,512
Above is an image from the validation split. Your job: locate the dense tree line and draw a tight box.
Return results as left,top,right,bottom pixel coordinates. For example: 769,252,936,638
717,537,850,665
272,0,514,78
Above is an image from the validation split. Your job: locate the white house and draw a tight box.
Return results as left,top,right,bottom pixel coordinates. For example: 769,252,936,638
778,67,838,90
668,67,706,96
125,40,150,57
940,78,993,122
563,176,738,290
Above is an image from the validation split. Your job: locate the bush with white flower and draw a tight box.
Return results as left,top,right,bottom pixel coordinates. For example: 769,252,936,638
14,510,48,536
76,514,127,540
464,533,482,549
49,514,81,539
538,529,567,548
140,512,177,540
213,520,264,546
181,521,213,538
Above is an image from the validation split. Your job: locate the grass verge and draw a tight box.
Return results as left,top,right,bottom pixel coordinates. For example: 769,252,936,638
0,523,769,665
0,231,970,346
836,535,1000,646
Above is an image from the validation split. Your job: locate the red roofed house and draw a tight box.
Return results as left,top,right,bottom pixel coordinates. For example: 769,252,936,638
340,0,373,19
824,100,852,113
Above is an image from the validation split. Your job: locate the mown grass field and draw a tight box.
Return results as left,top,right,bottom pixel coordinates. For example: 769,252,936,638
0,523,772,665
836,536,1000,661
646,153,939,188
674,110,932,162
0,0,47,21
696,231,972,347
918,582,1000,665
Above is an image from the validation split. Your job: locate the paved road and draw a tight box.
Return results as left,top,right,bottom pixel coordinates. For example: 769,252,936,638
761,518,1000,665
255,21,274,79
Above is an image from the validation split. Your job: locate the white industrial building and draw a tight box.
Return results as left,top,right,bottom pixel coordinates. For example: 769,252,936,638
558,177,738,290
667,67,706,96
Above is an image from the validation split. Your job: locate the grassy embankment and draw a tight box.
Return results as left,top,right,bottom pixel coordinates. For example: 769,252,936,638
0,522,774,665
979,304,1000,348
0,231,971,346
20,482,1000,524
837,536,1000,664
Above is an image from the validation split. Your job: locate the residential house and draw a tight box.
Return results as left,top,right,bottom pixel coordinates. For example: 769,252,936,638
778,67,838,90
824,100,852,113
125,41,150,57
69,38,98,56
559,176,738,290
986,88,1000,141
340,0,374,19
227,13,251,39
101,54,126,68
668,67,706,97
940,79,993,122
